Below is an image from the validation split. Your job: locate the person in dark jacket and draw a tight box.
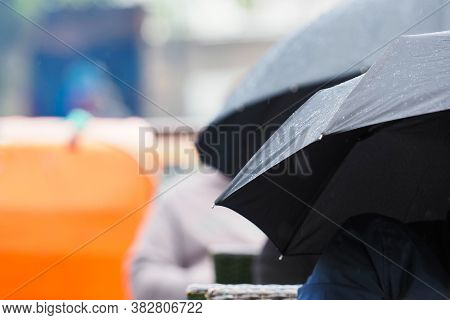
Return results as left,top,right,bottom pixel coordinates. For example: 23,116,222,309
298,214,450,300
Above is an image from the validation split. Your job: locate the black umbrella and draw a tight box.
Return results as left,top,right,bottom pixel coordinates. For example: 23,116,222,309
215,31,450,256
196,0,450,176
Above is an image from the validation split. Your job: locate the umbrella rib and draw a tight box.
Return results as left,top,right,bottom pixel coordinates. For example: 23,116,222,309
258,0,450,131
261,174,449,300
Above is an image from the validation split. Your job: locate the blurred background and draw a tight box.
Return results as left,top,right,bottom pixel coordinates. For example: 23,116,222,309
0,0,341,119
0,0,342,300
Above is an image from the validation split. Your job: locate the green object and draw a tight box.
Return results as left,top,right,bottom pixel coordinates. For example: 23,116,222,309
213,253,254,284
66,108,92,131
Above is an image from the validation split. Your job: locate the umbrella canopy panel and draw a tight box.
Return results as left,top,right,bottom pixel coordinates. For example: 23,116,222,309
216,31,450,255
224,0,450,114
219,32,450,201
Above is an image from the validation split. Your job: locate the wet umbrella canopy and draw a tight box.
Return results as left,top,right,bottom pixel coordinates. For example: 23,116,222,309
196,0,450,176
216,31,450,256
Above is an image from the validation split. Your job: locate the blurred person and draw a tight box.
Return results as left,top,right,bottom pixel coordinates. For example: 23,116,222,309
298,214,450,300
126,169,265,300
31,6,143,116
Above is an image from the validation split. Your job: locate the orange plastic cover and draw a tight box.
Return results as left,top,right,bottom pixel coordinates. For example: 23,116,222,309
0,143,155,299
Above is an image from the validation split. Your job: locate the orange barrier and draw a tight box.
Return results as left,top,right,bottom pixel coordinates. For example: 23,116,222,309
0,143,155,299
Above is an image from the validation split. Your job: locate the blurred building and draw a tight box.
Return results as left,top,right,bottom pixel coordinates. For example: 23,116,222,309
142,0,342,121
0,0,341,119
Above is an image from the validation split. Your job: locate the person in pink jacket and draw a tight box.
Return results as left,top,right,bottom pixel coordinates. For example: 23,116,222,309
126,169,265,299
